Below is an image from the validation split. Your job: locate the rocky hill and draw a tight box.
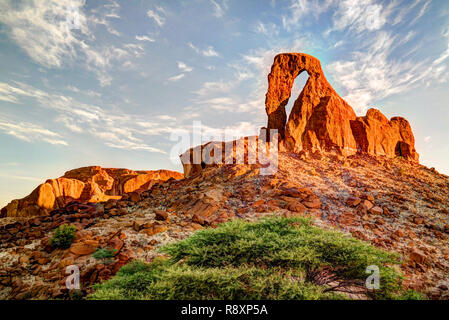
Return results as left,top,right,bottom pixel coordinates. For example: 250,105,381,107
1,166,183,218
0,53,448,300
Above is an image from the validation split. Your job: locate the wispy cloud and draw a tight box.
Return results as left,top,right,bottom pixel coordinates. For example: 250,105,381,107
192,80,234,97
328,30,449,113
147,6,166,27
282,0,334,31
136,35,155,42
0,81,173,153
0,118,67,146
177,62,193,73
210,0,229,18
0,1,145,86
409,0,431,26
90,0,121,36
188,42,219,57
0,173,43,183
254,21,280,37
167,74,185,82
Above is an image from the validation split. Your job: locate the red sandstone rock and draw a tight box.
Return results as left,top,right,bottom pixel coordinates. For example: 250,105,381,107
410,250,427,265
265,53,358,156
178,53,419,181
1,167,183,217
69,240,99,256
347,196,361,207
351,109,419,161
154,210,169,221
265,53,419,161
369,206,383,215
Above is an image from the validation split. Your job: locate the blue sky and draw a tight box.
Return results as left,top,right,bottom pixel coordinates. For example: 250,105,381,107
0,0,448,208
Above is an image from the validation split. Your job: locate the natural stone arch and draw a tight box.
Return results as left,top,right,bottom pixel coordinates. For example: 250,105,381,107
265,53,325,139
265,53,358,156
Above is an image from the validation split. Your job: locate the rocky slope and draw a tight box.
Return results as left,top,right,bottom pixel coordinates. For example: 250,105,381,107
1,154,448,300
0,53,447,300
1,166,183,218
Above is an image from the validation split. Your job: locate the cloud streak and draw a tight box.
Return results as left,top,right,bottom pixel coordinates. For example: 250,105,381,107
0,118,68,146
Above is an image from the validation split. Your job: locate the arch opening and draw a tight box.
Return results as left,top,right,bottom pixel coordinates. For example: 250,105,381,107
285,71,310,123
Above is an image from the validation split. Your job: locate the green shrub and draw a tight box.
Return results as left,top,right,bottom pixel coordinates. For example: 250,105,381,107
89,217,422,300
49,224,76,249
92,248,116,265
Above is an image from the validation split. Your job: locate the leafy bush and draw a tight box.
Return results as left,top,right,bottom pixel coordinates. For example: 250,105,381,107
92,248,116,265
89,217,421,300
49,224,76,249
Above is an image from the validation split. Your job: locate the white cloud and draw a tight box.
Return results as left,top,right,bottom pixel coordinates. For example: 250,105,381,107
157,115,177,121
90,0,121,36
329,0,387,34
193,81,234,96
90,129,166,154
0,174,43,183
177,62,193,73
392,0,423,25
210,0,228,18
167,74,185,82
0,0,144,86
0,118,67,146
188,42,220,57
254,21,279,37
203,46,219,57
57,115,83,133
282,0,334,31
409,0,431,25
0,81,172,153
147,7,166,27
136,35,155,42
327,31,449,113
0,0,87,68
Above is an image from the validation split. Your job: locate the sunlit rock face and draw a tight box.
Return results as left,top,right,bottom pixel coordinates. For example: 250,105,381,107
1,166,183,217
265,53,419,161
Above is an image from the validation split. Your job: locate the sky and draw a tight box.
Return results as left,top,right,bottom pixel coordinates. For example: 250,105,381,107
0,0,448,208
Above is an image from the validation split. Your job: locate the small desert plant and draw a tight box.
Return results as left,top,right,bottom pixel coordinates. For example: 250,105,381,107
92,248,116,265
89,217,422,300
49,224,76,249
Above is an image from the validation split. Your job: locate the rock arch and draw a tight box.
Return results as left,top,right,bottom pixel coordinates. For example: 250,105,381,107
264,53,419,161
265,53,358,156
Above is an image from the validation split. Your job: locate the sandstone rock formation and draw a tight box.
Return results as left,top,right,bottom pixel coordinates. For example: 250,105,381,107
180,136,260,178
350,109,419,161
1,166,183,218
265,53,419,161
180,53,419,179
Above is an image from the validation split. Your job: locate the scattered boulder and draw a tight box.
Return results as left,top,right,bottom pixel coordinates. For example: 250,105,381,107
410,250,427,265
154,210,169,221
369,206,383,215
69,240,99,256
347,196,361,207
